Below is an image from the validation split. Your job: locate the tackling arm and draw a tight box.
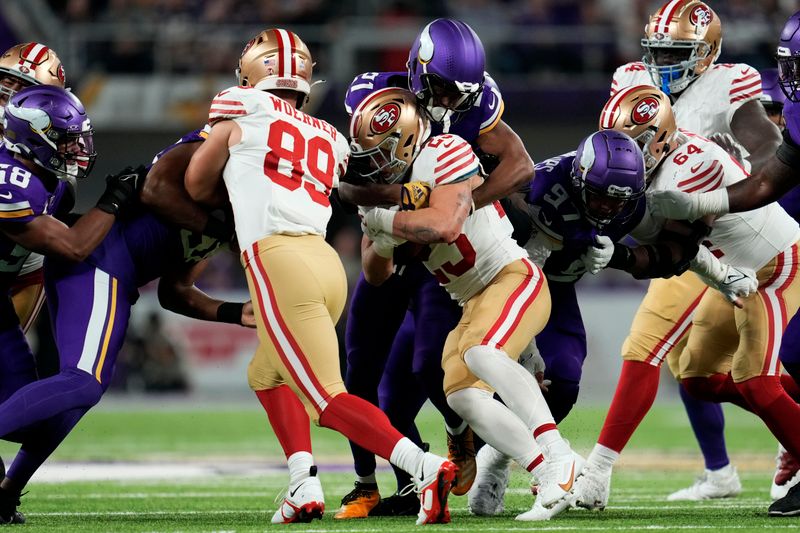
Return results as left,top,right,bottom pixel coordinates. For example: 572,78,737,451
185,120,239,206
730,99,783,175
473,120,534,209
157,259,255,327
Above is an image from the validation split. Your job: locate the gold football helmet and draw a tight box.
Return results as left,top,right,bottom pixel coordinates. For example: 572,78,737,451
0,43,65,108
642,0,721,95
349,87,430,184
236,29,313,108
599,85,677,178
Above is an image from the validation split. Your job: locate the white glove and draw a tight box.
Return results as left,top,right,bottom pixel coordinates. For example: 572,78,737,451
581,235,614,274
518,338,551,391
646,188,729,221
370,230,406,259
707,264,759,307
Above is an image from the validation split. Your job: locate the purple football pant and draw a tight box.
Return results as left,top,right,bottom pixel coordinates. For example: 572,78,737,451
0,260,131,488
780,312,800,387
344,263,462,485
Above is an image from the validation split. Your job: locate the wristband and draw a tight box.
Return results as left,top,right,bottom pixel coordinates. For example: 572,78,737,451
217,302,244,324
695,188,730,217
368,208,397,234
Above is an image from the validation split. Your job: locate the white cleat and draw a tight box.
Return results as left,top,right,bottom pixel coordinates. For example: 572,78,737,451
667,464,741,501
537,443,577,508
413,453,457,525
573,462,611,510
271,466,325,524
468,445,511,516
516,492,573,521
771,445,800,501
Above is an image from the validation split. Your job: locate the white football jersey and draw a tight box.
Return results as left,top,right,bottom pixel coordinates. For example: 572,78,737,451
208,86,350,251
611,62,762,140
639,132,800,271
409,133,527,304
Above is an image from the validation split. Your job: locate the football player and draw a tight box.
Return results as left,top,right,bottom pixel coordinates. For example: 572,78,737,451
353,87,579,521
185,29,457,526
0,85,139,522
470,128,756,519
0,43,68,336
573,84,800,511
336,18,533,517
596,0,782,501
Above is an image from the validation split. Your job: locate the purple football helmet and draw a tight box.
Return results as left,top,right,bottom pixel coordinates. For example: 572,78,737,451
776,10,800,102
571,130,646,227
2,85,96,180
407,18,485,123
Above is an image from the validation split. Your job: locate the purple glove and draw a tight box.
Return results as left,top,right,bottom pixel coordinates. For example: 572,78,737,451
784,97,800,146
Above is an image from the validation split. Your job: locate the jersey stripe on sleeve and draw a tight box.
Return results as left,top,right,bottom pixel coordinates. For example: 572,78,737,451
209,91,247,123
0,200,33,219
729,68,762,104
677,160,724,193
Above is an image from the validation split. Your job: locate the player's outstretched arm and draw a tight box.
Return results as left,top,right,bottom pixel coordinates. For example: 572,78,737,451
158,259,253,327
365,180,472,244
185,120,239,207
473,120,534,209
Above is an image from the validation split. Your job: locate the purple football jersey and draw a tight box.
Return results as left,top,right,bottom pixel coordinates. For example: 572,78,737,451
344,71,504,144
0,146,69,286
526,152,646,282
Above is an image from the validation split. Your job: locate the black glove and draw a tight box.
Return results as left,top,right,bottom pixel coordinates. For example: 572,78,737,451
96,165,147,216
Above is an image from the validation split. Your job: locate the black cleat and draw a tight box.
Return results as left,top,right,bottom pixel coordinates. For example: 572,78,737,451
368,490,420,517
770,481,800,516
0,487,25,525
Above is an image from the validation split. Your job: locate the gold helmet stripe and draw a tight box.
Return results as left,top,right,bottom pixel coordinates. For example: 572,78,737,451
655,0,687,34
600,85,641,129
20,43,49,71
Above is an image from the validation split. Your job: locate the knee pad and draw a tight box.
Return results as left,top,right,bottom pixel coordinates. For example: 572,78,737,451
64,368,104,407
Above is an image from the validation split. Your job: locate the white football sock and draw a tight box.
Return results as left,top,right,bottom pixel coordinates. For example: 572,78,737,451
464,344,557,432
588,443,619,471
447,387,542,469
389,437,426,479
287,451,314,486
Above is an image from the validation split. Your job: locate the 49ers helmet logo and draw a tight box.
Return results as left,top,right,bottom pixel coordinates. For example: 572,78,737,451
370,102,401,134
631,97,660,125
689,5,713,28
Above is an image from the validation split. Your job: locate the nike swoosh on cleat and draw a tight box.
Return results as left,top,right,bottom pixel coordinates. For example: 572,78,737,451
558,462,576,492
289,486,301,497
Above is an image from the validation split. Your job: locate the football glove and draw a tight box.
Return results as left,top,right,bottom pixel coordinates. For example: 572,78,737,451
646,188,730,221
581,235,615,274
400,181,431,211
96,165,147,216
707,264,758,307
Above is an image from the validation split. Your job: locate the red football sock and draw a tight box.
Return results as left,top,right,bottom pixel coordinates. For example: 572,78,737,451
781,373,800,402
318,393,404,460
737,376,800,460
682,374,753,412
598,360,660,453
255,386,311,458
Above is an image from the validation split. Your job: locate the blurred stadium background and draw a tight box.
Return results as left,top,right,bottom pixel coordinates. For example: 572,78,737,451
2,0,795,402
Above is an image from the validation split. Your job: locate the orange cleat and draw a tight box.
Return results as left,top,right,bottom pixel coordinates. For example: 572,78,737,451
447,426,477,495
333,482,380,519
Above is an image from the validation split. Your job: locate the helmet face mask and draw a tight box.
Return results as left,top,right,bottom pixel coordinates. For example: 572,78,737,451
3,85,96,180
641,0,721,95
571,131,646,228
407,18,485,124
349,88,430,185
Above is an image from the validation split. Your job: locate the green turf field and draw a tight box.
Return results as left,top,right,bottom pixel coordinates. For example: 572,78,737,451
0,400,794,531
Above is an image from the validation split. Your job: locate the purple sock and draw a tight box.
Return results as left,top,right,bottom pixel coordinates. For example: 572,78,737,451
679,383,730,471
6,408,87,487
0,368,101,439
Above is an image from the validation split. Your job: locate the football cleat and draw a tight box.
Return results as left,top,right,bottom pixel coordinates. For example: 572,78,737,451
667,465,741,501
537,443,577,508
772,446,800,501
0,487,25,525
468,445,511,516
447,426,477,496
271,466,324,524
769,480,800,517
515,491,573,521
413,454,458,525
369,490,420,517
573,462,611,511
334,481,380,519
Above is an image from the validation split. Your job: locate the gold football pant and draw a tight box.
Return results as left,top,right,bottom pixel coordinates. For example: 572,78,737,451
442,258,551,395
243,234,348,423
622,271,708,377
11,268,45,334
681,243,800,382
